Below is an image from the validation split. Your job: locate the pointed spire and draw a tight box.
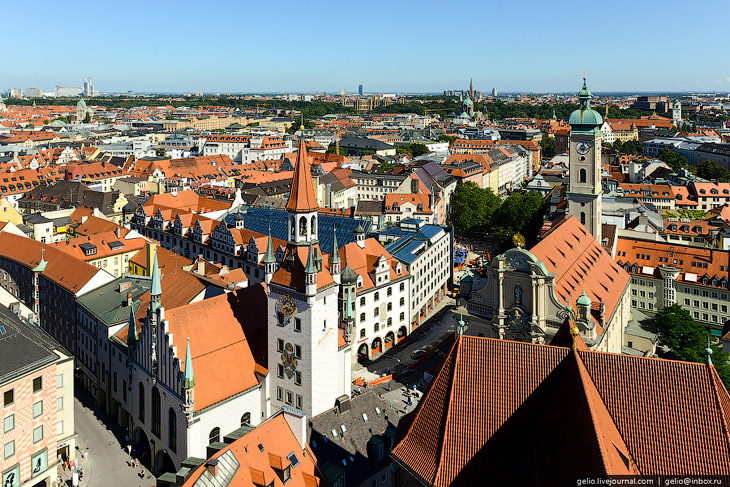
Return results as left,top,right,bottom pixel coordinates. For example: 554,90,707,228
128,304,138,342
264,225,276,265
150,252,161,312
330,226,341,265
31,247,47,273
304,242,317,274
458,312,466,336
706,335,714,365
285,138,319,213
184,337,195,389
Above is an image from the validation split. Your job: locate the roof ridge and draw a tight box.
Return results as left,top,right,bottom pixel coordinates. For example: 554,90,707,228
433,335,463,486
571,351,640,474
707,365,730,448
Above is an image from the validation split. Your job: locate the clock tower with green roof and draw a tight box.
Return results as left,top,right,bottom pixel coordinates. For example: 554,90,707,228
567,75,603,243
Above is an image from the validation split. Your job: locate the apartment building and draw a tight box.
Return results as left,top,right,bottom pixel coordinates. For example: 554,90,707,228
0,306,75,487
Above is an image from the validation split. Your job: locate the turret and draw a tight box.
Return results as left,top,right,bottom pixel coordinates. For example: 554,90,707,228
576,290,592,329
330,227,341,282
263,227,276,284
234,210,244,230
304,243,317,296
341,264,357,344
183,337,195,422
355,222,365,249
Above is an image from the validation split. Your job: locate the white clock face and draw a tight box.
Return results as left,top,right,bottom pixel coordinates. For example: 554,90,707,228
576,142,591,155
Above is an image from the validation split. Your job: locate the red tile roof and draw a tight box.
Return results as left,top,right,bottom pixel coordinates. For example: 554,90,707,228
286,140,319,213
392,336,730,485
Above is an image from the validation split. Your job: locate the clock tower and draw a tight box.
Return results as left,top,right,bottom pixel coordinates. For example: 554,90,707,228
567,75,603,243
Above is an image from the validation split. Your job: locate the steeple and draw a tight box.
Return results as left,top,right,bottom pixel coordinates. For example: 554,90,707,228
128,304,138,343
263,226,276,284
150,252,161,313
304,242,317,295
330,226,341,281
286,139,319,213
31,247,47,273
458,312,466,336
183,337,195,389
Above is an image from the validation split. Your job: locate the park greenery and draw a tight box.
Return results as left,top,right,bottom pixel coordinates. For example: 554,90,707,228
396,143,429,157
657,148,690,172
696,159,730,182
540,137,555,159
655,304,730,389
448,182,546,247
375,160,397,172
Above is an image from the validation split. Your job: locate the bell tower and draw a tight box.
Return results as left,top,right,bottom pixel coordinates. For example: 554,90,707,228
567,75,603,243
286,137,319,246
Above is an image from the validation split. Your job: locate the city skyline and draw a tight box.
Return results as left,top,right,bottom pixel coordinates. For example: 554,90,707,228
4,0,729,94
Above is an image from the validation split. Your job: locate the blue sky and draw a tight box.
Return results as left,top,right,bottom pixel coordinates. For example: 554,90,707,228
4,0,729,94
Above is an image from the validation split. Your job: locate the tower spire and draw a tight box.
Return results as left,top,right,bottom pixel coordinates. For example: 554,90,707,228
330,226,340,265
150,252,161,312
128,303,138,342
286,138,319,213
264,225,275,265
184,337,195,389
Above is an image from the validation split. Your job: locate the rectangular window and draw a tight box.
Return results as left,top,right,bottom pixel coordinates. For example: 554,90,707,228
56,374,63,389
33,376,42,393
57,397,63,411
286,391,293,405
3,440,14,459
57,421,64,435
294,318,301,332
295,371,302,386
33,425,43,443
277,364,284,378
33,401,43,418
3,414,14,433
277,339,284,352
295,345,301,359
277,387,283,401
296,395,303,409
2,389,13,407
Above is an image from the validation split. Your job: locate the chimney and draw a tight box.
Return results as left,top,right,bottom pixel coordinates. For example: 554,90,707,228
127,291,133,307
115,226,121,238
599,301,606,326
205,459,219,478
197,256,205,275
411,177,418,193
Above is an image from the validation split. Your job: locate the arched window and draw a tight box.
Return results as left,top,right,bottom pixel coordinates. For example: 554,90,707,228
299,216,307,238
290,216,295,238
579,168,587,183
580,212,586,225
209,427,220,445
138,383,145,423
152,387,161,437
168,408,177,451
310,216,317,238
400,297,405,306
360,297,365,307
241,413,251,427
360,313,365,322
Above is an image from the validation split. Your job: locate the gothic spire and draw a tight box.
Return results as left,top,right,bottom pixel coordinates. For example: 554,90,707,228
304,242,317,274
150,252,161,312
263,226,276,265
285,138,319,213
184,337,195,389
128,303,137,342
330,226,341,265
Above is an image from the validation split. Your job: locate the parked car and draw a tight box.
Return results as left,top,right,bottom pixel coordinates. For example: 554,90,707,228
410,349,427,360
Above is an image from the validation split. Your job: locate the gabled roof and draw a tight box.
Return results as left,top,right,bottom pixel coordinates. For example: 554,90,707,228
392,336,730,485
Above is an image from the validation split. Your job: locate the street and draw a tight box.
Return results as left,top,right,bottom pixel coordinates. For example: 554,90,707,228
351,296,457,415
57,395,154,487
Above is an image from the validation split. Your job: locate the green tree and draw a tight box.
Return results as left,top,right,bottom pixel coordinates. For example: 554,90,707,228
439,134,457,144
375,160,397,172
655,304,730,389
657,148,689,172
448,182,499,237
286,119,315,135
325,146,345,156
696,160,730,182
492,191,546,247
540,136,555,159
409,143,429,157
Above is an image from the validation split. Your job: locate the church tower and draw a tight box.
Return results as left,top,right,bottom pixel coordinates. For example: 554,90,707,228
672,99,682,126
266,135,350,419
567,75,603,243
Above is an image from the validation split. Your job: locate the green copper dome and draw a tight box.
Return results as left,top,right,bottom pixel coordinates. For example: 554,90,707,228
463,96,474,107
577,290,591,307
568,76,602,129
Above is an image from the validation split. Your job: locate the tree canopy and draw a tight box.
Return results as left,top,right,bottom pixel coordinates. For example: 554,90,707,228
396,143,430,157
657,148,689,172
540,137,555,159
696,160,730,182
655,304,730,389
492,191,547,247
606,139,643,155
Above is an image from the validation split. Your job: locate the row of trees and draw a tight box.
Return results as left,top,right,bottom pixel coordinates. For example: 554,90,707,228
449,182,546,247
603,139,643,155
655,305,730,389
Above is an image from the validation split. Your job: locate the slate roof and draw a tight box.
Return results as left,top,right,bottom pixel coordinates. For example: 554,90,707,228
308,391,400,487
391,336,730,485
339,136,395,151
0,306,65,384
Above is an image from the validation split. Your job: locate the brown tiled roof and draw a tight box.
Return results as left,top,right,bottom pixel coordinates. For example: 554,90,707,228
285,140,319,213
392,336,730,485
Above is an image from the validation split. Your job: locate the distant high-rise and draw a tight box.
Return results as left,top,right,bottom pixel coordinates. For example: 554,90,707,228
358,84,363,96
672,99,682,126
83,78,97,97
340,88,346,96
55,85,83,97
7,88,22,98
25,87,42,97
492,87,498,97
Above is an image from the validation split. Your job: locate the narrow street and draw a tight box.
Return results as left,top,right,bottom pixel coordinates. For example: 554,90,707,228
57,395,154,487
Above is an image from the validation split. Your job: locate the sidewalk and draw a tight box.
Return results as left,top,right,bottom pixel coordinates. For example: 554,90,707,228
56,396,154,487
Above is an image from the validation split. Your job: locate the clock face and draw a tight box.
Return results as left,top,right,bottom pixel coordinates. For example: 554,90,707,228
576,142,591,155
